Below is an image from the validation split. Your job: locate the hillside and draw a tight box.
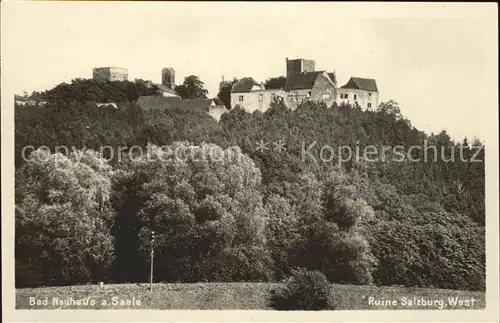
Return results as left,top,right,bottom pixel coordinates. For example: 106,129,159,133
14,92,485,293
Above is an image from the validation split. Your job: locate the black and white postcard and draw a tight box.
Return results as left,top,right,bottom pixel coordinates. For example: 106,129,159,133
1,2,498,322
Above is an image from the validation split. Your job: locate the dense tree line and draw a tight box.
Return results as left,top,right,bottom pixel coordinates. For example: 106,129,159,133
15,96,485,291
29,78,161,103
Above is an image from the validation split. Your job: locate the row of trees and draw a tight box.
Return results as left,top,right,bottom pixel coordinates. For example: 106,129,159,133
16,143,376,287
23,74,291,109
29,79,161,103
25,75,213,103
15,96,485,291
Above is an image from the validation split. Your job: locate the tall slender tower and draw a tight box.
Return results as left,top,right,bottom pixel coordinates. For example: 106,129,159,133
162,68,175,89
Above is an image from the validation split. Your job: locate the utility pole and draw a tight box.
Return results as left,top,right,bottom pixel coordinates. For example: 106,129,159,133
150,230,155,294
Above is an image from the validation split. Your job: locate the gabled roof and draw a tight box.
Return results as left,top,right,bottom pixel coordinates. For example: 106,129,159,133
285,71,321,90
285,71,337,91
327,71,337,85
180,99,227,113
341,77,378,92
213,97,226,106
157,84,179,96
137,96,227,113
136,96,181,110
231,77,262,93
178,99,215,112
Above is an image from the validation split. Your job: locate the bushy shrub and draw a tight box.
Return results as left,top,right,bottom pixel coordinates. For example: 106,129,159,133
270,268,336,310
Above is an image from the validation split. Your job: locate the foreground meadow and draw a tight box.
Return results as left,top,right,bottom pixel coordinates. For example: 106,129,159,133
16,282,485,310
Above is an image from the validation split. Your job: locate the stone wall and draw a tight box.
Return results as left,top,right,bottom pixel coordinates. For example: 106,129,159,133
93,67,128,81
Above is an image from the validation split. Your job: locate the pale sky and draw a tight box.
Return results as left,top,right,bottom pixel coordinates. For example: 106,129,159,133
1,2,497,142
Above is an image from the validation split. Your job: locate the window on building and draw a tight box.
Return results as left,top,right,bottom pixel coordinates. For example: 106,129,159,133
343,93,348,99
258,94,263,102
307,91,312,97
238,95,244,102
369,92,372,96
354,94,357,100
322,93,330,100
368,103,372,108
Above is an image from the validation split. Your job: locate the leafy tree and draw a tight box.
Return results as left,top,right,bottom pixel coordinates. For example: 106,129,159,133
34,78,160,103
121,142,272,282
174,75,209,100
376,100,403,120
265,194,300,279
264,76,287,90
291,169,377,285
216,78,238,109
14,101,142,168
15,148,116,286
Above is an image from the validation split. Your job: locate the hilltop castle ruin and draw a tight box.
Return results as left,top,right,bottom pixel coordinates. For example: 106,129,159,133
230,58,379,113
90,58,378,121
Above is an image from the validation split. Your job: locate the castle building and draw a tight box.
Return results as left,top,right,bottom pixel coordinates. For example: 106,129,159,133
138,67,227,120
162,68,175,88
230,78,283,113
177,98,227,121
338,77,379,110
283,57,337,110
92,67,128,81
158,67,180,97
137,96,227,121
230,58,337,112
230,57,378,113
157,84,180,98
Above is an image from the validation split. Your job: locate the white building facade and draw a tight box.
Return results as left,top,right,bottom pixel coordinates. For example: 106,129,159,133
337,77,379,110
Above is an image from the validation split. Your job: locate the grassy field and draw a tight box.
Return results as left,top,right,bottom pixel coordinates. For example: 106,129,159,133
16,282,485,310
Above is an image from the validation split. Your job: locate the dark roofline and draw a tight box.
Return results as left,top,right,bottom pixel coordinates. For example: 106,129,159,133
340,77,378,92
231,77,262,93
285,71,336,91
